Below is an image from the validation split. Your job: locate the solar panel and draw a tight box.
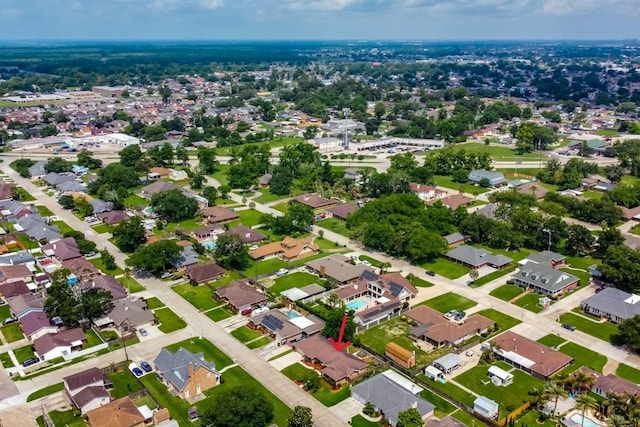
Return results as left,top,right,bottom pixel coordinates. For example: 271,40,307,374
262,315,283,331
361,270,378,281
389,282,403,297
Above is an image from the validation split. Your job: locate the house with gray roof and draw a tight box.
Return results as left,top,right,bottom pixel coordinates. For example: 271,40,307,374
56,181,88,193
476,203,500,220
581,288,640,324
154,347,220,400
0,250,35,266
468,169,507,187
171,246,199,270
28,160,47,179
42,172,76,187
351,372,434,426
445,245,512,269
444,232,471,248
0,200,36,222
523,251,566,269
90,199,113,214
513,263,579,297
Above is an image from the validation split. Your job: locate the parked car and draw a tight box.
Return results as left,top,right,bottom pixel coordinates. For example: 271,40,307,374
425,270,436,277
132,367,143,377
454,311,466,322
22,357,39,367
140,361,152,372
170,275,182,281
361,260,372,267
2,318,17,325
139,328,148,337
84,251,96,258
562,324,576,331
444,310,457,319
465,350,475,357
249,245,259,251
160,272,171,279
275,268,288,277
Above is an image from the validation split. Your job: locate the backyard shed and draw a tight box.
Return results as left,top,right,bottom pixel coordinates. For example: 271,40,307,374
424,365,445,382
487,365,513,386
385,342,416,369
474,396,499,419
432,353,462,374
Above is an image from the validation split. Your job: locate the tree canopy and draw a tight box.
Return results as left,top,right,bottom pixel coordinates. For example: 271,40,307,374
215,234,250,269
112,216,147,253
199,386,274,427
150,189,199,223
396,407,424,427
126,240,182,274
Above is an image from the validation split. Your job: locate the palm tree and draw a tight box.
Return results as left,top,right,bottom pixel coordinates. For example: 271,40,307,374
608,415,630,427
529,386,550,411
379,262,392,275
602,392,625,419
469,269,480,285
570,370,596,395
546,383,568,417
575,394,597,426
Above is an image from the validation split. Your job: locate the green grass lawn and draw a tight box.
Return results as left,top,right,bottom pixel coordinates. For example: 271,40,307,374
616,363,640,384
91,223,111,234
83,328,103,348
358,255,384,268
558,312,619,343
133,394,157,409
272,202,290,213
210,164,230,186
52,221,74,235
270,272,319,294
565,256,599,271
237,209,266,227
13,344,35,363
537,334,567,348
165,218,203,232
513,292,547,313
16,233,39,250
452,409,491,427
406,274,434,288
140,374,191,425
155,308,187,333
476,308,521,331
281,363,351,407
88,257,124,276
108,369,143,399
0,352,15,368
422,292,477,313
558,342,607,374
172,283,218,311
595,129,619,137
26,382,64,402
562,268,590,287
0,305,10,320
231,326,262,343
433,175,490,195
253,188,290,204
205,306,234,322
453,143,541,161
48,409,86,427
247,336,272,349
124,194,148,208
417,374,476,407
1,323,24,343
145,297,165,309
350,415,380,427
490,284,525,302
211,270,244,288
35,205,54,217
420,258,469,279
241,258,288,277
420,387,457,417
472,266,517,287
314,237,342,250
455,364,545,419
316,217,351,237
118,277,145,293
166,337,233,369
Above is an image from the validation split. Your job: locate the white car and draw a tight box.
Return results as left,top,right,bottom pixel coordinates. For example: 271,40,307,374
249,245,259,251
275,268,288,277
465,350,475,357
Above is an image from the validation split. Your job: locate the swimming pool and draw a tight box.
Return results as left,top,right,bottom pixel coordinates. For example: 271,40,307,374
346,300,367,311
284,310,301,319
569,414,600,427
202,240,217,250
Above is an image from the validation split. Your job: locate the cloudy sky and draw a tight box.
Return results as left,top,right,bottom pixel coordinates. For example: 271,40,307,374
0,0,638,40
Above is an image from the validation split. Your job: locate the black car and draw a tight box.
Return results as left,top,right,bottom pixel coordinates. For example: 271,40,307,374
562,324,576,331
140,361,152,372
425,270,436,277
22,357,39,367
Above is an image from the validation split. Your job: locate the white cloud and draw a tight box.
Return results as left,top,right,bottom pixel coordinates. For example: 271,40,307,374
540,0,627,16
282,0,360,12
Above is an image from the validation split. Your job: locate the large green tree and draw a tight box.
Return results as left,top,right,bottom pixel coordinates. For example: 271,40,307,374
197,146,217,174
287,406,313,427
88,163,140,194
322,307,356,343
44,157,72,173
396,408,424,427
112,216,147,252
199,386,274,427
215,234,250,269
150,189,199,223
126,240,182,274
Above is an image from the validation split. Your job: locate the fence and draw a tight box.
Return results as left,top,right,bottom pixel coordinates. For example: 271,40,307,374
63,343,109,361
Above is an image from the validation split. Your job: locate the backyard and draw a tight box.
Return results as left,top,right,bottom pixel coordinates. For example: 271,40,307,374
416,373,476,407
472,266,517,287
1,323,24,343
420,258,469,279
421,292,478,313
108,368,143,399
270,271,320,295
489,284,525,302
155,308,187,333
252,188,290,205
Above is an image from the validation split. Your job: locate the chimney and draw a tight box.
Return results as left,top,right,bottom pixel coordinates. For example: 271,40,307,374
124,305,128,311
188,362,194,378
319,265,326,277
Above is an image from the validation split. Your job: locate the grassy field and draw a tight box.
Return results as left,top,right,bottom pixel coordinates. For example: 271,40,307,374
165,218,203,232
616,363,640,384
210,164,230,186
453,143,541,161
247,336,272,349
124,194,148,207
88,257,124,276
108,369,143,399
454,364,545,420
253,189,290,204
237,209,267,227
316,218,351,237
537,334,567,348
1,323,24,343
417,374,476,407
231,326,263,343
241,257,288,278
172,283,219,311
0,352,14,368
205,307,234,322
513,292,547,313
314,237,342,250
420,387,457,417
118,277,145,293
270,272,319,294
0,305,10,320
145,297,165,309
472,265,517,287
420,258,469,279
558,312,619,343
558,341,607,374
489,284,525,301
432,175,490,195
422,292,477,313
166,337,233,369
26,382,64,402
155,308,187,333
476,308,521,331
48,409,86,427
13,344,35,363
281,363,351,407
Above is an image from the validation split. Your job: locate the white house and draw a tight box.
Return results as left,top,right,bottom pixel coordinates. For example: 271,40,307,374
33,328,85,361
474,396,499,419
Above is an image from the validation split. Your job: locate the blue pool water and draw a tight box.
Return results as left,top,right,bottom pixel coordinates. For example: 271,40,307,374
202,240,217,250
346,300,367,311
570,414,599,427
284,310,301,318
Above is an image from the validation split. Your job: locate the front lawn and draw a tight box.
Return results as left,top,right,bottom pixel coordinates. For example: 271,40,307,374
155,308,187,333
118,277,145,293
1,323,24,343
422,292,477,313
272,202,290,213
314,237,342,250
88,257,124,276
0,352,15,368
406,274,434,288
0,304,10,320
35,205,54,217
489,284,525,302
420,258,469,279
48,409,86,427
558,342,607,374
472,266,517,287
172,283,218,311
558,312,619,343
13,344,35,363
108,368,143,399
253,189,290,205
27,382,64,402
237,209,266,227
281,363,351,407
52,220,74,235
537,334,567,348
454,364,545,420
476,308,521,331
247,336,272,349
166,337,233,369
145,297,165,309
241,258,288,278
205,307,234,322
616,363,640,384
358,255,384,267
316,217,351,237
270,272,319,294
231,326,263,343
91,223,111,234
512,292,547,313
350,415,380,427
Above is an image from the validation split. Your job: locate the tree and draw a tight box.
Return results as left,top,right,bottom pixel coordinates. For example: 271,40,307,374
119,144,144,170
528,386,550,411
202,186,218,206
287,406,313,427
270,165,293,195
126,240,182,275
175,144,189,165
158,85,172,104
44,157,72,173
575,394,598,426
74,197,94,219
600,245,640,293
288,202,314,232
396,407,423,427
616,315,640,352
215,234,250,269
59,194,75,209
322,307,356,343
77,149,103,169
80,288,113,323
197,147,217,174
565,224,595,256
199,386,274,427
219,184,231,199
546,382,568,417
303,372,321,392
112,217,147,253
100,249,117,271
150,189,199,223
88,163,140,194
469,268,480,285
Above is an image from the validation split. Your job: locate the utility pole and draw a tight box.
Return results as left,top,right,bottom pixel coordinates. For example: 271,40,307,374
343,108,351,151
543,228,552,251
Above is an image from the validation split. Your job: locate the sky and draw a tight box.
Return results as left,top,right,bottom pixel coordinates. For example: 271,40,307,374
1,0,639,41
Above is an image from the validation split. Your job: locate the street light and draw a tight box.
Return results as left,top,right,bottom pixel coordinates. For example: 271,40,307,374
542,228,552,251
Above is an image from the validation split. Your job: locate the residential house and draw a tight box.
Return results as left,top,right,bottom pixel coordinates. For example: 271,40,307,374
104,298,154,333
214,280,267,312
521,251,566,269
249,236,319,262
190,224,225,241
581,287,640,323
513,263,579,297
431,194,471,210
96,210,129,226
578,367,640,398
293,334,367,386
306,255,375,285
445,245,512,269
249,309,325,344
16,215,61,242
33,327,86,361
0,200,36,222
64,367,111,414
62,258,100,279
140,181,179,198
326,203,359,221
171,245,199,270
468,169,507,187
200,206,239,224
354,300,404,330
0,182,15,202
432,353,463,374
90,199,113,215
0,280,31,300
7,293,45,319
444,232,471,248
80,275,128,302
515,181,548,200
257,173,272,187
294,193,338,214
185,262,225,285
42,237,82,261
20,311,58,341
28,160,47,179
86,397,145,427
42,172,76,188
407,306,494,348
222,225,266,244
343,168,364,183
0,250,35,266
351,271,417,303
149,167,172,179
409,183,448,202
351,372,434,427
0,264,33,285
491,331,573,379
154,347,220,400
476,203,499,220
280,284,326,305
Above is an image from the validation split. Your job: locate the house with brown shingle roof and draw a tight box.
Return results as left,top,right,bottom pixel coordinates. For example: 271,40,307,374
20,311,58,341
80,275,127,301
190,224,225,241
306,254,375,285
578,367,640,398
33,327,86,361
429,194,471,210
140,180,179,198
294,193,338,214
214,279,267,312
96,210,129,226
406,306,494,348
326,203,359,221
249,236,319,262
42,237,82,261
64,367,110,414
86,396,145,427
222,225,266,244
200,206,239,224
0,280,31,300
185,262,225,285
0,264,33,285
62,258,100,279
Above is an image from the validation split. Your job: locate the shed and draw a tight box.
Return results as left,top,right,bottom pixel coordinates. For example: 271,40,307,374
424,365,445,382
432,353,462,374
487,365,513,386
474,396,499,418
385,342,416,369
